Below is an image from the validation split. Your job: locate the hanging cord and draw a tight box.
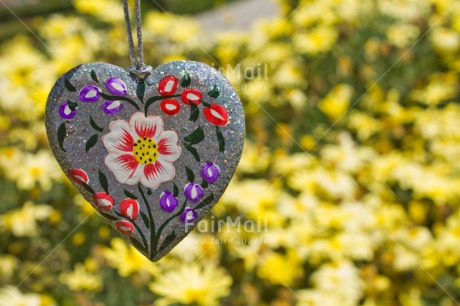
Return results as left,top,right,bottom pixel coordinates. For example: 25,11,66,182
123,0,152,79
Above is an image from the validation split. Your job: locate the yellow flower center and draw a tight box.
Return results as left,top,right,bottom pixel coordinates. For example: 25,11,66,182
133,137,159,165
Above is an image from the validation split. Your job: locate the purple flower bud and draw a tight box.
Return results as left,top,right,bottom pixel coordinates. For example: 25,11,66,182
201,162,220,184
160,191,178,212
79,85,100,102
184,183,204,203
105,78,128,96
102,100,123,115
59,102,76,119
180,208,198,223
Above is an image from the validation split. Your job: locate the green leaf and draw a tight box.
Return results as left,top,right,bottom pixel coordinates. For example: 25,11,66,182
216,126,225,152
91,70,99,83
90,115,103,132
81,182,95,194
86,134,99,153
147,188,152,195
183,126,204,145
202,101,211,108
173,183,179,197
67,100,78,111
124,189,138,199
208,85,220,98
141,212,150,229
57,122,67,152
195,193,215,210
185,166,195,183
159,231,176,252
65,78,76,92
99,211,118,221
180,71,191,87
136,81,146,103
201,179,208,189
98,170,109,194
189,103,199,122
130,237,146,252
183,142,200,162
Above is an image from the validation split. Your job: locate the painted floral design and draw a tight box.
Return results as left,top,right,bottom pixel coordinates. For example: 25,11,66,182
201,162,220,184
203,104,228,126
58,68,233,260
68,169,89,185
59,101,77,119
93,192,114,211
158,76,178,96
102,113,181,189
102,100,123,115
184,183,204,202
79,85,101,102
181,88,202,105
105,78,127,96
160,99,180,115
120,198,139,220
180,208,198,223
159,191,178,212
116,220,135,236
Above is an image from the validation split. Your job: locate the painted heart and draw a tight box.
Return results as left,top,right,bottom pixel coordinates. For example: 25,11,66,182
45,61,245,261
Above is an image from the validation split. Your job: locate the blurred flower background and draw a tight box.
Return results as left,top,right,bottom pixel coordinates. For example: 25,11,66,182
1,0,460,305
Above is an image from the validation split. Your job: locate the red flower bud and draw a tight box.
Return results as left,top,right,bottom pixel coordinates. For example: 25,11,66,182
120,198,139,220
160,99,181,115
158,76,178,96
93,192,114,211
181,88,202,105
68,169,89,185
115,220,135,236
203,104,229,126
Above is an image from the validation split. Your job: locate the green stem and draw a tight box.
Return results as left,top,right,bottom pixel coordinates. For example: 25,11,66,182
144,94,181,116
152,199,187,253
114,211,148,249
138,183,155,257
100,92,140,110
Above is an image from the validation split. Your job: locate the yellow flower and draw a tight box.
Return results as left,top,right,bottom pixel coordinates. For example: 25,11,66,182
0,202,53,237
311,261,364,306
410,73,458,106
149,263,232,306
294,26,338,55
320,133,376,173
386,23,420,48
378,0,430,21
318,84,354,120
38,14,85,39
237,140,271,174
348,111,382,140
257,251,302,286
431,27,460,53
0,286,48,306
73,0,124,23
59,263,102,292
8,150,62,191
220,179,282,224
0,255,18,279
103,238,160,277
297,289,344,306
257,18,294,38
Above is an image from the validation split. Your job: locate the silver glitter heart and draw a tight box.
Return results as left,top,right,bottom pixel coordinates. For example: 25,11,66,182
45,61,245,261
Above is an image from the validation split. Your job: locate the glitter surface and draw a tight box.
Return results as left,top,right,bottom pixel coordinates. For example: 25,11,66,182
45,61,245,261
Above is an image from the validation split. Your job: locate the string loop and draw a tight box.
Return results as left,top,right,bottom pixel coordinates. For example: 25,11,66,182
123,0,152,79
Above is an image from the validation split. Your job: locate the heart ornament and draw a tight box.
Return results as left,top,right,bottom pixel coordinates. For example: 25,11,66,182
45,61,245,261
